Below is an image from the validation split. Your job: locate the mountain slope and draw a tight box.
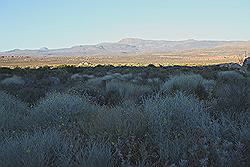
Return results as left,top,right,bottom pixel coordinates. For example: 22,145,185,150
1,38,250,57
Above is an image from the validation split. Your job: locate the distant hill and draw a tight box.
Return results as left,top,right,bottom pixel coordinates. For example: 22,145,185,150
1,38,250,58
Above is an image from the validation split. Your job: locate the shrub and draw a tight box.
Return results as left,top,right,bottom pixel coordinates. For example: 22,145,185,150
93,100,147,139
217,71,244,82
66,81,106,106
218,112,250,142
0,129,70,167
105,80,152,99
31,93,99,129
118,73,133,81
71,142,114,167
236,112,250,141
208,112,249,167
0,75,25,85
0,91,29,131
16,87,46,104
143,92,216,162
161,74,215,99
101,89,123,106
85,73,134,89
213,81,250,117
0,74,12,81
85,77,106,88
66,80,98,95
213,81,250,142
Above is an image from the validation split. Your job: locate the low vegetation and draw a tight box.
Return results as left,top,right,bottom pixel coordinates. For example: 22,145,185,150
0,65,249,167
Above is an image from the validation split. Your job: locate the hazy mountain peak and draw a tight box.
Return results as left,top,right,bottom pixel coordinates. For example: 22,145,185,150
118,38,144,43
7,49,22,53
1,38,249,57
39,47,49,52
184,39,197,42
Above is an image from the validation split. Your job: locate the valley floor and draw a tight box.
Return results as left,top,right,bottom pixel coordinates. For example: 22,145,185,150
0,52,241,68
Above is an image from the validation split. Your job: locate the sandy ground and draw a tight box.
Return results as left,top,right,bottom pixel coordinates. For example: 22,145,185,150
0,49,248,67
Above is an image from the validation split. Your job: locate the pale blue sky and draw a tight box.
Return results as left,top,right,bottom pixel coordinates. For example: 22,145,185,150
0,0,250,51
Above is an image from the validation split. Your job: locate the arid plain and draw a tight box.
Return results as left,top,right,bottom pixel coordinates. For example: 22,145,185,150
1,39,250,67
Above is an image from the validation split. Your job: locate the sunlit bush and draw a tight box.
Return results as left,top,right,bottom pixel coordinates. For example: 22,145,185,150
105,80,152,99
31,93,99,129
143,92,217,161
161,74,215,99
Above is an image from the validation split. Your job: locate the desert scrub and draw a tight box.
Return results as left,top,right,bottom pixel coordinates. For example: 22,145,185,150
212,81,250,142
161,74,215,99
66,81,111,107
31,93,100,129
84,73,123,88
85,77,106,89
143,92,217,163
93,100,147,139
0,129,70,167
0,75,25,86
66,78,100,95
217,71,244,82
146,78,162,92
84,73,133,88
213,81,250,118
70,142,114,167
105,80,152,99
218,112,250,143
16,87,46,105
0,91,29,131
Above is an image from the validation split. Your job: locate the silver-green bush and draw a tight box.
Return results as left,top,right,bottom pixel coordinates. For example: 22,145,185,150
105,80,152,99
161,74,215,98
31,93,99,129
0,129,70,167
93,100,147,138
0,75,25,85
217,71,244,81
213,81,250,116
71,142,114,167
0,91,29,131
143,92,217,161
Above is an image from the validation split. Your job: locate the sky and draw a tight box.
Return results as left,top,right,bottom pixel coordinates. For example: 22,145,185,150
0,0,250,51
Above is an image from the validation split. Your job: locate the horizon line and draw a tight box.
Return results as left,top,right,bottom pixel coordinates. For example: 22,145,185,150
1,37,250,52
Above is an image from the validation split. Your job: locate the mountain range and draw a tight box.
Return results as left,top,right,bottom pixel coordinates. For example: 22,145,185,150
1,38,250,57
